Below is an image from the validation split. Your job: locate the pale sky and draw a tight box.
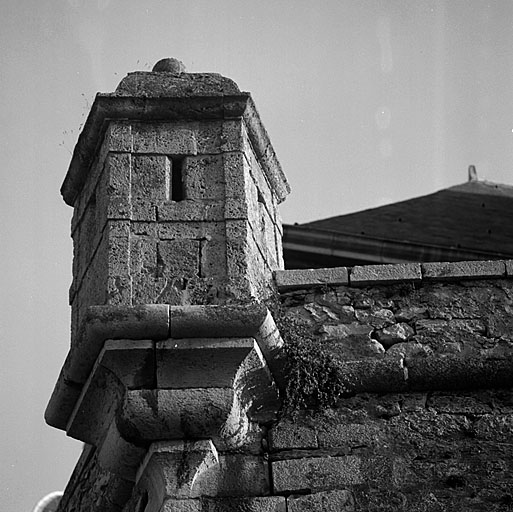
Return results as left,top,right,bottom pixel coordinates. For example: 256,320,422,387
2,1,513,509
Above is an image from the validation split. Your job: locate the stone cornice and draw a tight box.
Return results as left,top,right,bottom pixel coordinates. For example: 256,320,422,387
61,94,289,207
45,303,284,432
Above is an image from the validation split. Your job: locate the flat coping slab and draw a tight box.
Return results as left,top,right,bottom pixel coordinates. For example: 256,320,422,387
275,259,512,291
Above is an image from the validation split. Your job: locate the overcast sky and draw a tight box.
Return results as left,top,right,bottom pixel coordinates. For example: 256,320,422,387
2,1,513,509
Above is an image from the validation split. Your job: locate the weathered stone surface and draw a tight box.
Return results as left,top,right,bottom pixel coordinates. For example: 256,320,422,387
156,338,256,388
376,323,414,347
422,260,506,281
120,388,236,441
45,305,169,430
105,121,132,152
161,499,201,512
275,268,349,291
269,418,318,451
337,358,408,394
386,341,432,359
157,200,225,222
66,363,125,445
56,445,133,512
97,420,146,480
505,259,513,276
287,490,354,511
355,307,395,328
131,154,169,217
317,421,385,451
272,456,362,493
162,497,286,512
115,71,241,97
426,391,494,415
350,263,421,286
406,353,513,391
202,455,270,497
394,306,428,322
320,323,385,360
97,339,155,388
169,304,268,339
136,441,218,500
105,153,132,220
185,154,226,200
132,122,198,155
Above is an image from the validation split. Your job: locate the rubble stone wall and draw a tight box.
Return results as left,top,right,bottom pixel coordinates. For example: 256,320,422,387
266,260,513,511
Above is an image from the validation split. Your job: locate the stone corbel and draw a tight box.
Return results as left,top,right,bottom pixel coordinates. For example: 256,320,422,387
50,303,283,480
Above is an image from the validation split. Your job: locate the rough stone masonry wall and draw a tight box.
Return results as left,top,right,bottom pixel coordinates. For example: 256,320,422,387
268,260,513,511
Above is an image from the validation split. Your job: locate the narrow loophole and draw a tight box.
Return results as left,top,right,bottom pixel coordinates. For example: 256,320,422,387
171,156,185,202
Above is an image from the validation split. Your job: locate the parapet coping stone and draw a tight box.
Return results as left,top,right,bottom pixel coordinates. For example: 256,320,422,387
275,267,349,291
275,259,513,291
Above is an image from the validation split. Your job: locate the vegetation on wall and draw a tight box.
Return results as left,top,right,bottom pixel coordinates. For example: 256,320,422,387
273,306,349,412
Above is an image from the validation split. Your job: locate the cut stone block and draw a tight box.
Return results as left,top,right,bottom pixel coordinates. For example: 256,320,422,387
137,440,218,498
274,267,349,291
287,490,354,512
121,388,236,441
272,456,362,494
132,122,198,155
196,497,286,512
66,339,154,444
136,441,269,500
406,353,513,391
131,154,170,207
157,200,225,222
350,263,421,286
156,338,256,388
169,304,268,339
422,260,506,281
104,121,132,152
185,154,225,201
269,419,318,451
96,419,146,480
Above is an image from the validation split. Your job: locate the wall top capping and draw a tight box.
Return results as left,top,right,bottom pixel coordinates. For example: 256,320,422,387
275,259,512,291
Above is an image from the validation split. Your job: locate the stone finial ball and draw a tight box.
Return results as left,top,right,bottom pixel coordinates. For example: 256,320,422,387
152,58,186,74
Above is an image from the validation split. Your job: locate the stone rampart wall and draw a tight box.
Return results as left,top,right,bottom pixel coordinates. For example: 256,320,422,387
267,260,513,510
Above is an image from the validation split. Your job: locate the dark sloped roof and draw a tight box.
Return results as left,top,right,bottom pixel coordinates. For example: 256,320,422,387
284,180,513,268
303,180,513,255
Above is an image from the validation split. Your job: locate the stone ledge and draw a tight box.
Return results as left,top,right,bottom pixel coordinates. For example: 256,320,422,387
274,267,348,291
350,263,422,286
275,260,513,291
45,303,284,433
333,352,513,395
422,260,506,281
